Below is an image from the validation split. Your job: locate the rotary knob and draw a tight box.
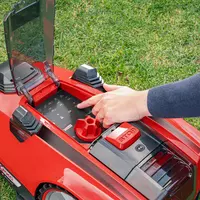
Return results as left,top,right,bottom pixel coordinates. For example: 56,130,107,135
74,116,102,142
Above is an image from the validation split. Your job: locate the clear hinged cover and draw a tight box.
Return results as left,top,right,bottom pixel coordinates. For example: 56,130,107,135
4,0,55,95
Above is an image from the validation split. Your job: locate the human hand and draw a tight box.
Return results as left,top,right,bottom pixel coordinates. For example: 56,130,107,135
77,84,151,128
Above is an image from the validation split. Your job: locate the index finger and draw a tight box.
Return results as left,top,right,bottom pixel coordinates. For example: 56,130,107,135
77,94,103,109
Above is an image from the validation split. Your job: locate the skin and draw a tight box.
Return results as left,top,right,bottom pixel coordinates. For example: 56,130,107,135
77,84,151,128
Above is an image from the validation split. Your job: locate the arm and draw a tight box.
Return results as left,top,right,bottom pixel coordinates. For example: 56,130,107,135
148,73,200,118
77,74,200,127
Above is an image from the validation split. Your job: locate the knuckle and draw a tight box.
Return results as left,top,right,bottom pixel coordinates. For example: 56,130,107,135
103,118,112,128
92,108,97,115
104,114,112,123
97,110,102,117
97,114,103,121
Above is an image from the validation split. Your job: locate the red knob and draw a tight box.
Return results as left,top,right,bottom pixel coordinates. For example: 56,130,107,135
74,116,102,142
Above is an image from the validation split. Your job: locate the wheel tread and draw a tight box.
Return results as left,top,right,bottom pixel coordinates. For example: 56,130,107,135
35,183,76,200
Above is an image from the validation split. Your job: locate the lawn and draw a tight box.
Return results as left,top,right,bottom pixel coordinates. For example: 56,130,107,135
0,0,200,199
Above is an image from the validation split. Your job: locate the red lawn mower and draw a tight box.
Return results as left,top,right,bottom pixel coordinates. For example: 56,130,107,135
0,0,200,200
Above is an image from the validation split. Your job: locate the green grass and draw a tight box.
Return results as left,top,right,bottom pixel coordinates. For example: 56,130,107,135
0,0,200,199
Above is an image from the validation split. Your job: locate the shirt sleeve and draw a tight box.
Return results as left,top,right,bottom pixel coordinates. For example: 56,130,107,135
147,73,200,118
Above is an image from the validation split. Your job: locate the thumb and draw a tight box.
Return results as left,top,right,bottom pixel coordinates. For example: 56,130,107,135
103,84,121,92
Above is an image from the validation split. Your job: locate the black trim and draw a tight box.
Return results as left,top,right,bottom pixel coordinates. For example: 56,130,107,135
38,127,136,200
0,61,15,93
10,120,30,142
16,194,24,200
97,86,106,92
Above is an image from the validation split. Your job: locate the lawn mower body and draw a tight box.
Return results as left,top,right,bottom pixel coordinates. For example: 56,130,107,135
0,0,200,200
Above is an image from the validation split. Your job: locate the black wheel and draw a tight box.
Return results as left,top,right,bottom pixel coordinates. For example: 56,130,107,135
36,184,77,200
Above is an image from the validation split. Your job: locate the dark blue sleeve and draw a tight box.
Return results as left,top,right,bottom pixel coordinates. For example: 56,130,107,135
147,74,200,118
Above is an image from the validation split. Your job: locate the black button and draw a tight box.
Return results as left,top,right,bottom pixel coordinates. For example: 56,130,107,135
135,144,145,152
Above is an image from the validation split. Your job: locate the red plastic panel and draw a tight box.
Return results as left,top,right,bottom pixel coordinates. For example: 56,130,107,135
106,123,141,150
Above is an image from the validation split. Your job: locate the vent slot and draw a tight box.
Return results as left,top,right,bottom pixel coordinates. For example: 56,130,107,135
140,148,191,189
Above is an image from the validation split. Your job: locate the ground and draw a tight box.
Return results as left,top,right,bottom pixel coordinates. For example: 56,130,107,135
0,0,200,199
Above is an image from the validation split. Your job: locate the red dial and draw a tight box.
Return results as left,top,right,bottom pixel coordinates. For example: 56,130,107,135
74,116,102,142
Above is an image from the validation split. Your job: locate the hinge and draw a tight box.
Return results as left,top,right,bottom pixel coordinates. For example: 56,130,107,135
17,81,33,105
44,61,60,87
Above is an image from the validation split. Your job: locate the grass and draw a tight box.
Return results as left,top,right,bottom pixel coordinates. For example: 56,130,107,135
0,0,200,199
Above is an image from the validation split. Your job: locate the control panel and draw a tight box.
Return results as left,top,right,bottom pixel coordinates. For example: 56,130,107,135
36,90,94,143
90,122,193,200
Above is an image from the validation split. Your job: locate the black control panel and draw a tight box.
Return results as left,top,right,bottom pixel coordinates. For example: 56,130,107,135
36,90,92,143
90,122,161,179
90,121,194,200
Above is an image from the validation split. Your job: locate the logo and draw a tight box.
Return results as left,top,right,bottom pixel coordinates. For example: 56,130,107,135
118,128,135,143
0,163,21,187
106,123,141,150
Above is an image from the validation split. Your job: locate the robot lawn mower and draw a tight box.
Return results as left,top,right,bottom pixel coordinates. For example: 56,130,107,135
0,0,200,200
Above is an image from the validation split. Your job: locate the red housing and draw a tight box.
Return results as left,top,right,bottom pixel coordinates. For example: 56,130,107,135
0,65,199,200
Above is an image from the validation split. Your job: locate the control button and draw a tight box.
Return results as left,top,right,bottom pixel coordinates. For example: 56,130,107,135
135,144,145,152
74,116,102,142
105,123,141,150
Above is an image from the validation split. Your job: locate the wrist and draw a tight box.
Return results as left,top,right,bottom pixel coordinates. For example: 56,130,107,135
137,90,152,118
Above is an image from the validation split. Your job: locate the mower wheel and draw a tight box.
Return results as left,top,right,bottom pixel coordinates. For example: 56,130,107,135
36,183,76,200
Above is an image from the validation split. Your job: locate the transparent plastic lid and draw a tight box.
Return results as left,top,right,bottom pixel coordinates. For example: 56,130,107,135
4,0,55,95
